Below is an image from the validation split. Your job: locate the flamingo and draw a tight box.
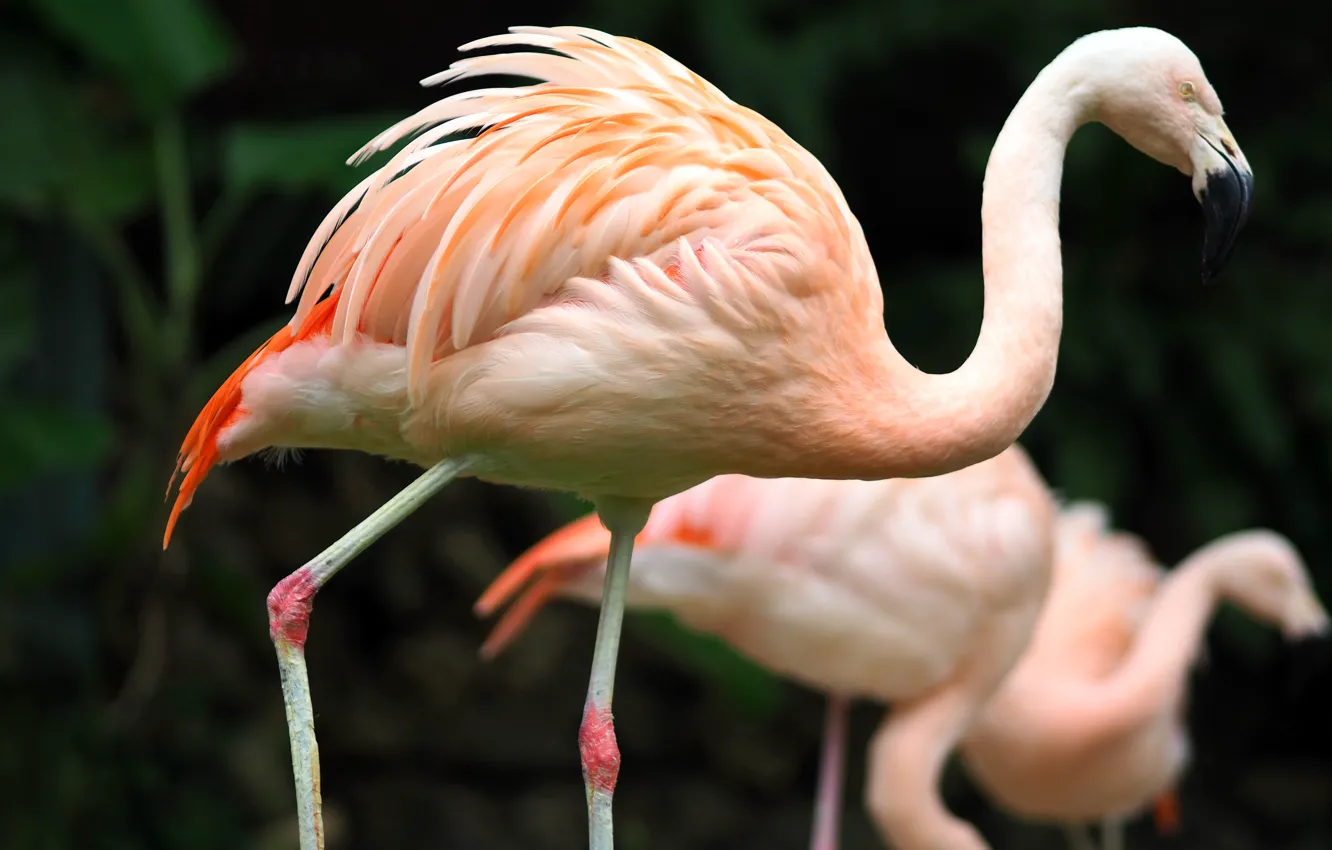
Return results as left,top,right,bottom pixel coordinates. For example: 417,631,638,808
476,446,1059,850
478,478,1327,850
957,502,1329,850
160,25,1253,850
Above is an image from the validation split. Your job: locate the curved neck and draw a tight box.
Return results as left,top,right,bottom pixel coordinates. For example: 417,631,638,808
1081,535,1276,736
845,58,1092,479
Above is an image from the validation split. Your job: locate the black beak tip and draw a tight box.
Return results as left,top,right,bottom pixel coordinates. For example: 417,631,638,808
1198,160,1254,284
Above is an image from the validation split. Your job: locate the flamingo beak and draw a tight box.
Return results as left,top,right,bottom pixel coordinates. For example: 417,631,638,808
1283,592,1331,641
1190,116,1254,283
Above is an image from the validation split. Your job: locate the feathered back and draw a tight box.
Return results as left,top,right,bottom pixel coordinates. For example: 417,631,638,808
284,26,870,403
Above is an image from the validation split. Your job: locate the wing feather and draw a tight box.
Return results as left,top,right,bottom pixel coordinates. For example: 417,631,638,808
281,25,862,405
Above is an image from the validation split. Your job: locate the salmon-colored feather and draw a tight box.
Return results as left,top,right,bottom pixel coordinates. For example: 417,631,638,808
163,290,344,547
275,26,853,406
162,24,876,539
474,512,612,658
481,573,568,660
477,514,607,613
475,500,727,659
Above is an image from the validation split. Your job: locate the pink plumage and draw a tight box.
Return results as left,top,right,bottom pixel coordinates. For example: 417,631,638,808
164,26,890,544
960,504,1328,840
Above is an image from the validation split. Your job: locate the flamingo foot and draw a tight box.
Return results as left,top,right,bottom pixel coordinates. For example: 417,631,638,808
581,497,653,850
269,457,473,850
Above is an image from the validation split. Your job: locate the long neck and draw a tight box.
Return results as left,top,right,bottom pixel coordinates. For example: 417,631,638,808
1089,532,1304,734
845,60,1089,479
1082,534,1278,736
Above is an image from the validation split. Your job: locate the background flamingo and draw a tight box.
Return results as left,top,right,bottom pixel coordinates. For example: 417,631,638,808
157,24,1253,850
480,466,1328,850
958,502,1329,850
477,445,1058,850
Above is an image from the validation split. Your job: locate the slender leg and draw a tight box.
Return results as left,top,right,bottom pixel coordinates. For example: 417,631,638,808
1102,817,1124,850
582,497,654,850
1065,825,1098,850
268,457,473,850
810,694,852,850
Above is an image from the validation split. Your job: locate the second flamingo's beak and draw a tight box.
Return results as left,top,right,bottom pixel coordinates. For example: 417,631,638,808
1190,116,1254,283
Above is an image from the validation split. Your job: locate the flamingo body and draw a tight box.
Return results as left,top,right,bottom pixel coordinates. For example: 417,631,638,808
164,27,888,542
482,447,1054,700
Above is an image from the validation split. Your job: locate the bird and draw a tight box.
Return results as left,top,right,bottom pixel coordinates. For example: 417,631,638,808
957,502,1329,850
475,445,1059,850
479,479,1329,850
159,24,1253,850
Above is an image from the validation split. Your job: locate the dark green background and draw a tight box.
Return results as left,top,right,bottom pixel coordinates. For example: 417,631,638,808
3,0,1330,847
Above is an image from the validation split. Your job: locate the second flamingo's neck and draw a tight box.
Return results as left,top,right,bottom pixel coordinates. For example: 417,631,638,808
1089,533,1293,734
843,56,1092,480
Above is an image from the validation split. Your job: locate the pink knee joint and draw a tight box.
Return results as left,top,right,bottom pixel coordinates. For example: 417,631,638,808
267,567,318,649
579,702,620,794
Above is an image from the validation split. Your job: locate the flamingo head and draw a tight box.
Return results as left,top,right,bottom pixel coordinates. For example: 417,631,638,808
1209,530,1330,640
1064,28,1255,281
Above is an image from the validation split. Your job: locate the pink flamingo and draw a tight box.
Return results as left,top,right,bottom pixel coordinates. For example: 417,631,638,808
160,25,1252,850
958,502,1329,850
476,446,1059,850
479,475,1327,850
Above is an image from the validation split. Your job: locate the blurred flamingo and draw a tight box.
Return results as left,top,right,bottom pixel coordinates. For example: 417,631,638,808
160,24,1253,850
476,445,1058,850
958,503,1329,850
480,479,1327,850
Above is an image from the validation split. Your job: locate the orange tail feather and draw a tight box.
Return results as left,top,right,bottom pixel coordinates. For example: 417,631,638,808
474,513,609,616
479,573,569,660
162,291,343,549
474,513,612,656
1153,790,1180,834
474,501,729,657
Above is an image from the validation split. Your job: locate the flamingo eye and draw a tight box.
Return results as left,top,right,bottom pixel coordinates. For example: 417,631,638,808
1178,81,1196,101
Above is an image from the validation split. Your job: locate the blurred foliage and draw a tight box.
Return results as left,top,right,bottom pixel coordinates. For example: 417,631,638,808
1,0,1331,847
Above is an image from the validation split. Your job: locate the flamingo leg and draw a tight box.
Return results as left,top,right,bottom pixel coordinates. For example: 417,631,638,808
268,457,473,850
1102,817,1125,850
1065,825,1098,850
582,497,654,850
810,694,852,850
